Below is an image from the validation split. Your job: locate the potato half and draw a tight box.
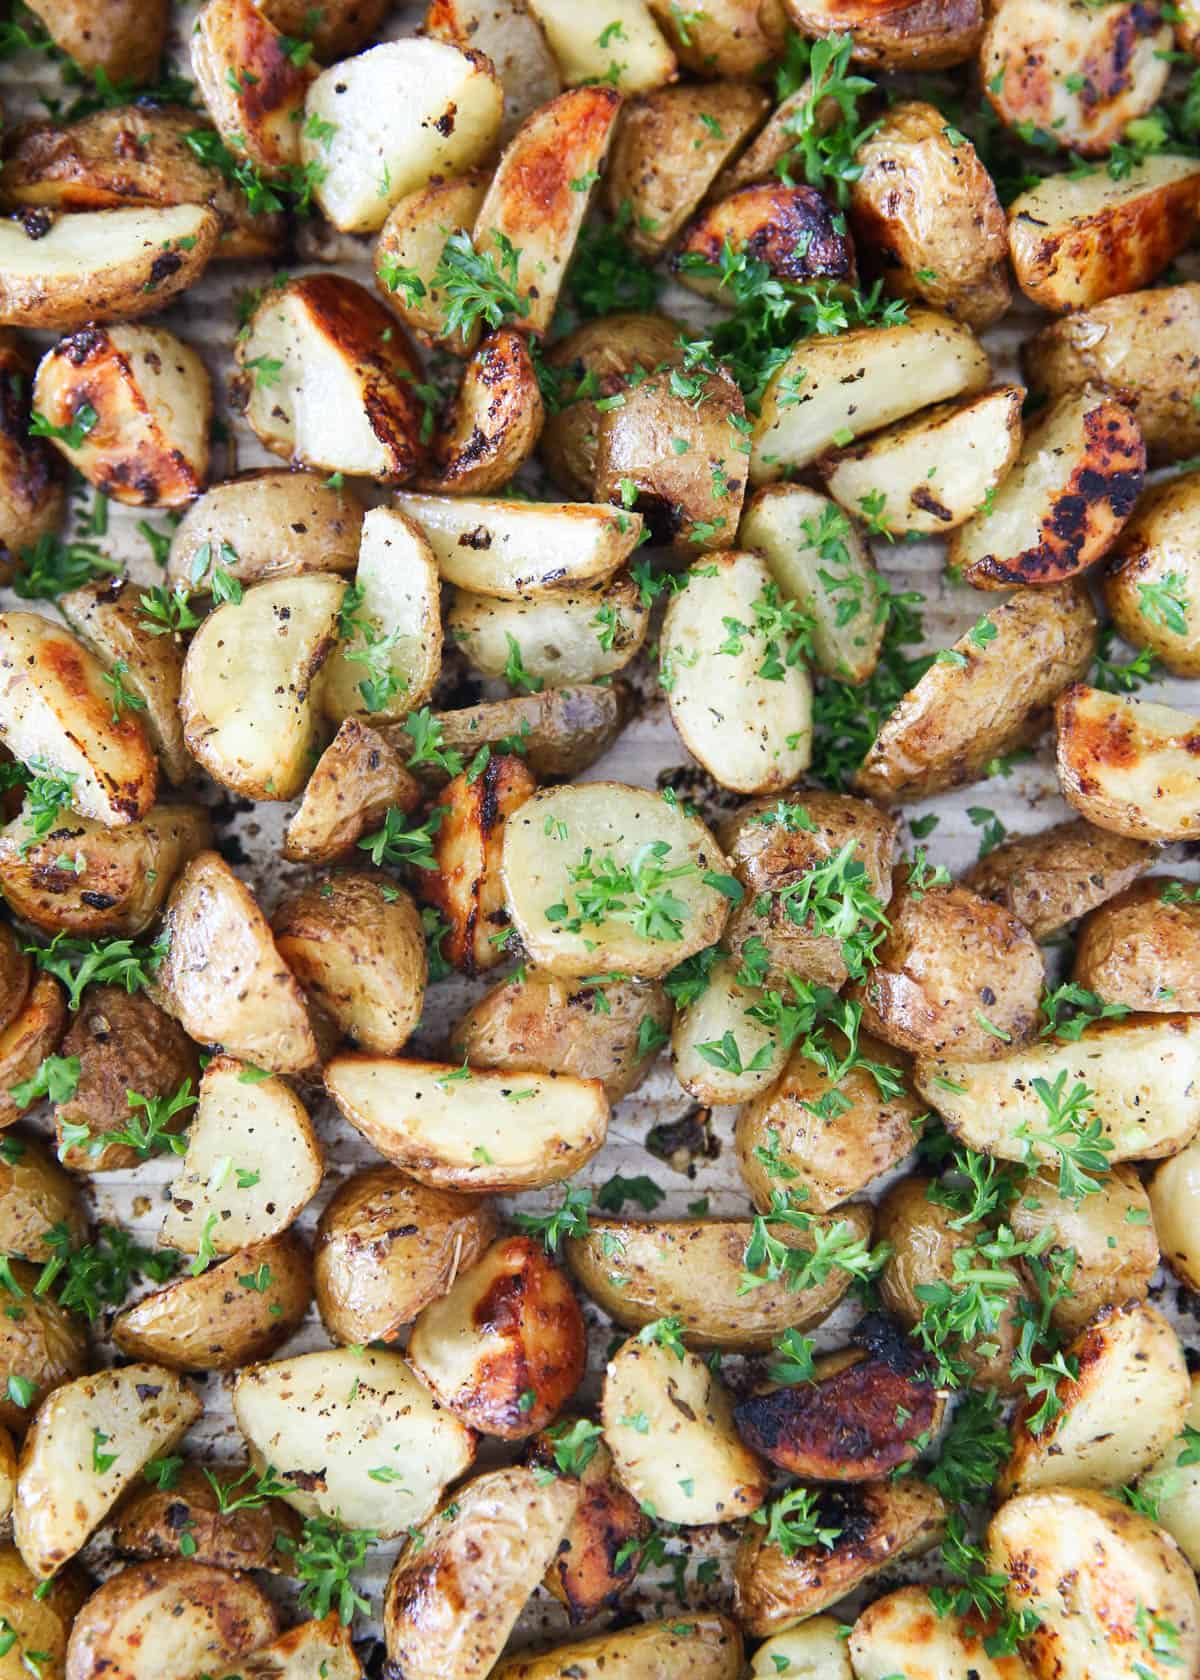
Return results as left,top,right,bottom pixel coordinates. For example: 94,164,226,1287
284,718,420,868
448,571,650,687
0,1132,85,1262
191,0,316,172
529,0,677,92
1148,1133,1200,1290
493,1614,744,1679
0,977,63,1132
260,0,390,58
1104,471,1200,674
113,1461,302,1573
961,817,1153,942
850,1586,1034,1680
0,1259,87,1432
418,329,544,494
64,1560,278,1680
1073,877,1200,1012
0,1546,87,1680
1055,683,1200,841
205,1617,361,1680
1139,1374,1200,1569
323,507,442,723
0,332,63,584
526,1429,648,1624
394,685,631,784
167,469,364,591
1008,1164,1158,1333
424,0,562,138
22,0,167,83
373,171,490,355
671,955,787,1105
676,182,856,298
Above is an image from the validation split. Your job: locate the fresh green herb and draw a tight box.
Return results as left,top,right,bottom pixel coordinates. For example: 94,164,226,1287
545,840,704,943
1138,571,1190,636
770,32,879,206
63,1079,195,1161
9,1053,79,1109
927,1388,1011,1503
544,1418,605,1477
13,533,120,600
637,1316,688,1359
34,1222,178,1321
276,1517,375,1626
431,230,530,339
101,659,147,725
1090,626,1159,694
503,633,544,694
810,583,933,787
596,1174,665,1213
91,1429,117,1474
17,762,77,854
750,1486,842,1554
767,1328,818,1385
1017,1072,1114,1201
26,932,169,1012
358,807,445,873
29,404,97,449
1039,983,1130,1042
512,1184,593,1253
138,583,200,637
143,1455,184,1490
966,805,1006,858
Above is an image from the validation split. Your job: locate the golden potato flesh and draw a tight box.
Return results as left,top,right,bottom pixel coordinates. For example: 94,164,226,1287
0,1259,87,1432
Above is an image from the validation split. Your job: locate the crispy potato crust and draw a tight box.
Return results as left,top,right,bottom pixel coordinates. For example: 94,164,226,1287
113,1461,303,1572
961,817,1154,940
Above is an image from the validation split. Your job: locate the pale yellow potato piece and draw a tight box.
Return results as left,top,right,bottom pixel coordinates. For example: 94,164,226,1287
850,1587,1033,1680
1148,1133,1200,1289
493,1615,743,1679
423,0,563,138
167,470,364,591
527,0,677,91
322,508,442,723
1138,1374,1200,1569
448,573,649,687
670,956,787,1104
1056,683,1200,840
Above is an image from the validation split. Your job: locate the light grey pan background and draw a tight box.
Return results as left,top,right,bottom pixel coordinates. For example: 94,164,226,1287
1,1,1198,1663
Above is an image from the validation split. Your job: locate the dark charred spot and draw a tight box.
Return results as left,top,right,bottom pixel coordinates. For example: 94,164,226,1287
852,1311,928,1377
435,103,457,138
146,251,183,290
80,891,119,910
19,208,52,240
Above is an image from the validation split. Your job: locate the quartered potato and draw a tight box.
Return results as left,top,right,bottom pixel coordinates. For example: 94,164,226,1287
1008,155,1200,311
567,1209,874,1350
676,182,856,297
493,1614,744,1679
64,1561,278,1680
0,1547,87,1680
0,978,66,1130
849,102,1010,328
850,1586,1035,1680
949,387,1144,588
324,507,441,723
0,332,63,583
820,386,1024,537
452,968,671,1102
782,0,982,66
671,955,787,1104
160,1055,323,1256
649,0,787,73
303,39,503,233
284,719,420,866
204,1616,362,1680
395,492,642,599
750,1621,852,1680
733,1478,946,1636
603,83,770,258
115,1461,302,1572
324,1053,609,1191
751,307,990,481
738,485,885,683
448,572,650,687
710,80,821,199
112,1232,313,1372
1139,1374,1200,1569
1008,1164,1158,1333
0,205,219,331
424,0,563,137
314,1167,498,1345
191,0,316,171
0,1259,87,1432
961,817,1154,941
1150,1132,1200,1289
602,1333,767,1525
181,573,346,800
373,171,490,354
1055,683,1200,841
988,1489,1200,1680
383,1467,580,1680
396,684,631,784
527,0,677,91
14,1363,201,1578
259,0,391,58
856,583,1097,803
0,611,157,827
167,469,364,592
0,1133,86,1261
916,1014,1200,1163
235,275,432,480
419,330,544,493
0,925,31,1042
736,1031,922,1211
526,1429,648,1622
1104,472,1200,674
233,1347,476,1534
1073,878,1200,1011
22,0,167,82
983,0,1170,155
501,781,732,978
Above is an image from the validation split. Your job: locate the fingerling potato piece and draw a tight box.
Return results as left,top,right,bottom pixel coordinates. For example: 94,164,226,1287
0,1132,86,1260
670,955,787,1103
0,205,219,332
848,101,1010,328
915,1014,1200,1163
0,1260,87,1432
112,1232,313,1372
1008,1164,1157,1333
395,684,631,784
961,817,1154,941
569,1209,875,1350
856,584,1097,803
781,0,982,66
850,1586,1036,1680
1104,472,1200,673
525,1429,648,1622
710,81,827,199
235,275,431,480
314,1167,497,1344
527,0,676,91
1148,1133,1200,1289
373,172,489,354
820,386,1024,537
324,1052,608,1191
452,968,670,1102
0,611,156,826
738,486,886,683
0,1546,87,1680
675,182,856,297
22,0,166,82
648,0,788,74
988,1488,1200,1680
751,307,990,481
322,507,441,723
233,1346,476,1533
1139,1375,1200,1569
258,0,390,59
602,1333,767,1524
0,978,67,1131
448,571,650,687
493,1614,744,1679
167,469,364,592
0,925,32,1040
0,332,63,584
65,1561,278,1680
192,0,315,171
14,1363,201,1578
205,1616,361,1680
114,1460,302,1573
424,0,562,138
1008,154,1200,311
1055,683,1200,841
733,1477,946,1635
285,719,419,866
181,573,345,801
501,781,732,978
1073,877,1200,1010
303,39,503,234
418,329,543,494
161,1055,322,1256
659,551,812,792
383,1467,580,1680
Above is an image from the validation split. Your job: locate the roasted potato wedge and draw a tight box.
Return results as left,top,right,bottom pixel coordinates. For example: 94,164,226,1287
1008,155,1200,311
733,1477,945,1636
113,1460,302,1573
452,968,670,1102
675,182,856,298
1138,1374,1200,1570
161,1054,322,1256
782,0,982,66
670,955,787,1104
1104,472,1200,673
856,584,1097,803
526,1429,648,1623
181,573,345,801
850,1586,1036,1680
204,1616,362,1680
14,1362,201,1578
394,684,631,784
848,101,1010,328
1055,683,1200,841
602,1332,767,1524
112,1232,313,1371
493,1614,744,1679
0,332,63,585
449,571,650,687
659,551,812,792
259,0,390,58
751,307,990,481
0,205,219,331
649,0,786,72
65,1560,278,1680
961,817,1154,941
373,171,490,354
709,80,822,199
303,39,503,233
750,1622,852,1680
424,0,563,137
324,1052,608,1191
0,610,157,826
418,330,544,493
323,507,441,723
0,1546,87,1680
916,1013,1200,1163
820,386,1024,537
191,0,315,171
383,1467,580,1680
284,719,420,866
235,275,431,481
22,0,165,80
527,0,676,91
1008,1164,1157,1333
0,978,67,1131
1073,877,1200,1011
167,469,364,592
0,926,32,1048
233,1346,476,1535
501,781,731,978
1149,1133,1200,1289
0,1259,87,1432
314,1166,497,1345
949,387,1144,588
0,1132,85,1260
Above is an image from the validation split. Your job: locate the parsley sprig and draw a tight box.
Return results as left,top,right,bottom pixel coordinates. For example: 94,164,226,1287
276,1517,376,1626
26,932,170,1012
431,230,530,339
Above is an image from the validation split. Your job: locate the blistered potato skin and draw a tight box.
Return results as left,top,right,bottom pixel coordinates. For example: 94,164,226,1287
64,1560,279,1680
526,1431,649,1624
0,1260,87,1432
961,817,1153,941
0,333,63,585
259,0,391,58
395,686,631,785
168,470,364,591
22,0,167,82
284,719,420,867
0,1132,85,1261
676,182,856,292
1072,877,1200,1011
113,1460,302,1574
191,0,315,173
0,977,66,1132
782,0,982,66
1105,472,1200,673
649,0,787,74
418,329,544,495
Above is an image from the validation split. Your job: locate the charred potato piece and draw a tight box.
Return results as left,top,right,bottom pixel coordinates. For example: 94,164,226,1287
676,182,855,297
191,0,316,172
259,0,391,58
670,954,787,1105
448,572,649,688
526,1430,649,1623
493,1615,744,1679
782,0,981,66
1055,683,1200,841
205,1616,362,1680
0,923,30,1040
113,1460,302,1573
1104,472,1200,673
314,1167,497,1345
648,0,787,74
0,1132,85,1260
0,977,66,1132
374,171,490,353
856,584,1097,803
1072,877,1200,1011
393,685,631,784
850,1586,1036,1680
423,0,563,138
1149,1134,1200,1289
323,507,441,723
961,817,1154,941
0,332,63,586
22,0,166,83
284,719,420,866
1008,1164,1157,1333
0,1546,87,1680
418,329,544,494
167,469,364,591
0,1260,87,1434
849,101,1010,328
64,1561,278,1680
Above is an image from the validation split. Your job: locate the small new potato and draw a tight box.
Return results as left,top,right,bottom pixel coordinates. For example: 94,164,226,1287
1056,684,1200,841
0,332,63,584
424,0,562,138
0,1546,87,1680
671,955,787,1105
1139,1374,1200,1569
260,0,391,58
528,0,678,93
1008,1165,1158,1333
526,1429,649,1623
0,977,66,1132
850,1586,1035,1680
0,923,31,1041
394,685,632,784
1149,1133,1200,1290
191,0,315,172
284,719,420,867
205,1617,361,1680
22,0,166,83
1104,473,1200,674
64,1561,278,1680
0,1132,86,1261
373,172,490,353
0,1260,87,1433
649,0,787,74
419,330,544,494
1072,877,1200,1011
167,470,364,592
323,507,442,723
783,0,981,66
113,1460,303,1573
493,1614,744,1679
450,571,650,687
961,817,1154,941
750,1620,852,1680
676,182,856,298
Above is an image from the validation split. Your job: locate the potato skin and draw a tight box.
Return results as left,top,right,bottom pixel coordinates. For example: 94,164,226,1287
0,1132,87,1261
492,1614,744,1680
168,469,364,591
0,1260,88,1433
418,328,544,495
676,182,856,293
0,922,30,1040
64,1561,279,1680
0,332,63,586
314,1167,498,1345
259,0,390,58
0,976,67,1132
284,718,420,867
22,0,167,83
1104,472,1200,674
1071,877,1200,1011
961,817,1153,941
191,0,316,173
849,1586,1037,1680
526,1432,649,1624
1008,1164,1157,1333
0,1546,88,1680
1055,683,1200,841
783,0,982,66
399,685,632,784
113,1460,303,1573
